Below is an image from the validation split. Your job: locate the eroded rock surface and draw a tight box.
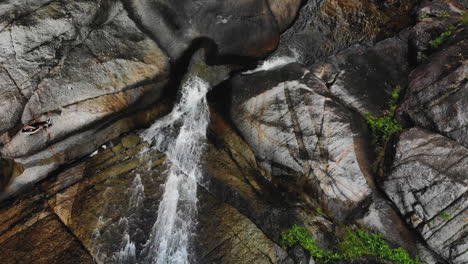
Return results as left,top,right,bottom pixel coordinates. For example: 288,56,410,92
382,128,468,263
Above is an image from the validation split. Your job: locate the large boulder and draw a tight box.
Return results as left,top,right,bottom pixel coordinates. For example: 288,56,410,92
399,32,468,148
382,128,468,263
121,0,301,61
0,0,169,199
273,0,418,65
311,36,409,116
0,0,168,135
228,63,374,220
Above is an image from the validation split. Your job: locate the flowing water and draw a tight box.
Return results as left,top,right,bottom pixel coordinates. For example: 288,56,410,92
141,76,211,264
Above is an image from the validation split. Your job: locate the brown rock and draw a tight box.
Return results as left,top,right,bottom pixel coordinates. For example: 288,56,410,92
0,214,94,264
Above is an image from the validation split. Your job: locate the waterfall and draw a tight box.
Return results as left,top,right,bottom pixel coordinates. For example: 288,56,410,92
141,76,211,264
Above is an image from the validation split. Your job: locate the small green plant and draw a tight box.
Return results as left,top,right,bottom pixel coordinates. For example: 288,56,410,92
463,10,468,25
365,114,403,144
365,86,404,173
438,12,451,18
340,228,420,264
430,25,457,49
439,211,453,221
316,207,327,217
281,225,420,264
281,225,341,263
389,86,402,114
419,13,429,20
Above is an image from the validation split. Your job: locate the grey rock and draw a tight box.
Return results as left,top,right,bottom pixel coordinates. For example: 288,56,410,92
120,0,301,60
311,36,409,116
0,101,169,201
273,0,417,65
229,63,374,219
382,128,468,263
0,0,170,199
400,37,468,148
407,18,459,63
0,0,168,135
417,0,465,19
0,0,53,32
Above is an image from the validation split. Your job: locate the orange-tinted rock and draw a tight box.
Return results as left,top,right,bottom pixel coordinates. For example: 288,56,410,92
0,214,94,264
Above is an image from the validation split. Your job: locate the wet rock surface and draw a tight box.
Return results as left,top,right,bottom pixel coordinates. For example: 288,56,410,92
0,191,94,264
1,0,468,263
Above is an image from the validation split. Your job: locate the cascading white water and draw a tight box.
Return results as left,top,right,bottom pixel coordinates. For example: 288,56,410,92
141,76,210,264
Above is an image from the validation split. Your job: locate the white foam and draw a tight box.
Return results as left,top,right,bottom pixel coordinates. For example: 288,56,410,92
142,76,210,264
243,56,297,75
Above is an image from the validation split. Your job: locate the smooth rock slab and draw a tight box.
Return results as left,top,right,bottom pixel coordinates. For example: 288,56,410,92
382,128,468,263
122,0,288,60
229,63,373,219
0,0,168,134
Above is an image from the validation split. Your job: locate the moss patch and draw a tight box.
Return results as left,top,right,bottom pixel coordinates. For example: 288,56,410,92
281,225,341,263
365,86,403,172
340,228,419,264
281,225,420,264
430,25,457,49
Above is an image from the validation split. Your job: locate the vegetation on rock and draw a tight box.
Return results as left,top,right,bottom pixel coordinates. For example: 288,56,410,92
281,225,420,264
365,86,403,145
340,228,420,264
430,25,456,49
365,86,403,172
439,211,453,221
281,225,341,263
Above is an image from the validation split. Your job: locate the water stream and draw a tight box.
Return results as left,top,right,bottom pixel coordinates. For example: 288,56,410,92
141,76,211,264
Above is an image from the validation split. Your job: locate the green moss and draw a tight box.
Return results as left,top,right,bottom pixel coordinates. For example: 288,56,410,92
281,225,420,264
430,25,456,49
365,85,403,145
340,228,420,264
439,211,453,221
419,13,429,20
365,114,403,144
438,12,451,18
463,11,468,25
280,225,341,263
316,207,327,217
389,86,402,115
365,86,404,173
